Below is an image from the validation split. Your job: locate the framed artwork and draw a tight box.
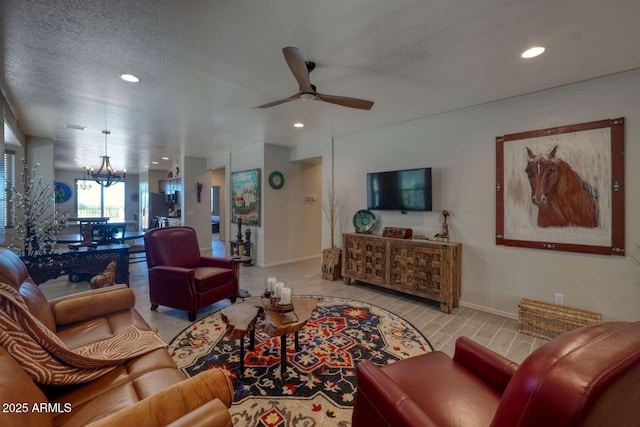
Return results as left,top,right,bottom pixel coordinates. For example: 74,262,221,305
231,168,261,226
54,182,72,203
496,118,625,256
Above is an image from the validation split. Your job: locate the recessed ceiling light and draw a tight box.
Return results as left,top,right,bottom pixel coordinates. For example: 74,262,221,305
120,73,140,83
293,123,304,128
521,46,545,59
144,165,150,168
66,123,86,131
152,161,159,164
162,157,169,160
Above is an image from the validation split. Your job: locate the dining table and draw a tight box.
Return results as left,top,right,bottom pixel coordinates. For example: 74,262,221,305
55,230,146,244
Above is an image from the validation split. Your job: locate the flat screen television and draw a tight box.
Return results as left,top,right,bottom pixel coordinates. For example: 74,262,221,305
367,167,432,212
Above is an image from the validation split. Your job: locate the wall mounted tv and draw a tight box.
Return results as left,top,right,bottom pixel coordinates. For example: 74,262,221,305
367,167,432,212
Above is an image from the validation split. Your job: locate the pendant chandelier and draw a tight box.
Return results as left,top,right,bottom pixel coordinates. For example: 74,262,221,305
79,167,92,190
87,130,126,188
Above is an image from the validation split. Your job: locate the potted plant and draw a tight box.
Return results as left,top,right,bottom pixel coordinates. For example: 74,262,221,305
5,160,62,256
321,180,345,280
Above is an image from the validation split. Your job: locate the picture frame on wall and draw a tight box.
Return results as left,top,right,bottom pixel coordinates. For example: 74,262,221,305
231,168,261,226
496,118,625,256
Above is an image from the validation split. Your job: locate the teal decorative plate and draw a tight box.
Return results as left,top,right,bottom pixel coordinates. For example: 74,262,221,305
54,182,72,203
353,209,376,233
268,171,285,190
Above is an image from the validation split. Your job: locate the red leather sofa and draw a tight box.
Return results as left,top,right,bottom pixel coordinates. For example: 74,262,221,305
353,321,640,427
144,226,238,321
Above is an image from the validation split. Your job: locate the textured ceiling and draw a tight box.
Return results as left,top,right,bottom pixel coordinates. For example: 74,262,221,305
2,0,640,173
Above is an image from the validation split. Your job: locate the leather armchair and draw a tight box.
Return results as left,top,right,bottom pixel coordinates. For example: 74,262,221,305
352,321,640,427
144,226,238,321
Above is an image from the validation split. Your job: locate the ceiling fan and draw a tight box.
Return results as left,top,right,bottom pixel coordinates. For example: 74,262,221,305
256,47,374,110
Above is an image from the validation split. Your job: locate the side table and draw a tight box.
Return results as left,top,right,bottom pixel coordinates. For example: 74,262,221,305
231,256,252,298
230,241,253,265
220,300,262,378
261,296,318,378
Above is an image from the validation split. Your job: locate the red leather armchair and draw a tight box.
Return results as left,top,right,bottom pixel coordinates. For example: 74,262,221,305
353,321,640,427
144,226,238,321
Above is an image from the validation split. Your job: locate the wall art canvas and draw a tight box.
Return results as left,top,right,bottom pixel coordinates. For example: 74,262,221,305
496,118,625,256
231,168,261,226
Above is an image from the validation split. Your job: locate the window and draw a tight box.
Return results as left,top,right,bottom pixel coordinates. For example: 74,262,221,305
3,150,16,227
76,179,125,221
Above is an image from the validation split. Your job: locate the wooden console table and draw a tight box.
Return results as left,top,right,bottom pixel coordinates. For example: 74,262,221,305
342,233,461,313
21,244,130,285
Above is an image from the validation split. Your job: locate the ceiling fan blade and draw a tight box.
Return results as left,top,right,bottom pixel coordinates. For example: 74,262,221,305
315,92,374,110
255,93,300,109
282,47,314,94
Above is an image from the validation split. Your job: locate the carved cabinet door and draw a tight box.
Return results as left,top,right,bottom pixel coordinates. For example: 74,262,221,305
343,234,387,286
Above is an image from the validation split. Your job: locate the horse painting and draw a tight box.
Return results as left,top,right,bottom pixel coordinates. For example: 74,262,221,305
525,145,599,228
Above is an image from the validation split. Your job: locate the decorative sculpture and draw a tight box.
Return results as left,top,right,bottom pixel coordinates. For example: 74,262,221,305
196,182,203,203
434,210,450,242
236,217,243,242
243,228,253,265
244,228,252,258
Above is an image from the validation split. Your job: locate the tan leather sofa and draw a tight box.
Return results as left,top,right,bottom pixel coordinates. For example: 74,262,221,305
0,247,234,427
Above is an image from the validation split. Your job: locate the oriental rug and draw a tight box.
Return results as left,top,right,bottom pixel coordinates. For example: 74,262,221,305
169,296,432,427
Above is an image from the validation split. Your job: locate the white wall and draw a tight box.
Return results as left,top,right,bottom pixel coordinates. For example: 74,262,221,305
297,160,323,255
290,139,336,248
182,157,211,250
27,137,55,221
332,69,640,321
263,144,323,266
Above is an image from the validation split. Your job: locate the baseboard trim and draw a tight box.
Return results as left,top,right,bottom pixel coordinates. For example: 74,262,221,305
459,301,518,320
262,255,321,268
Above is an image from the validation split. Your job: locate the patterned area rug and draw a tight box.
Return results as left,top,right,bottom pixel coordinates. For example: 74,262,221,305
169,296,432,427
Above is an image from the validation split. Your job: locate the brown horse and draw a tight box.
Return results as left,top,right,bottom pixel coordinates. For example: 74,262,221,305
525,145,599,228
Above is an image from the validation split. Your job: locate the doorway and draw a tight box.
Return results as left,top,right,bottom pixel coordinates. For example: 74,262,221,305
211,167,225,256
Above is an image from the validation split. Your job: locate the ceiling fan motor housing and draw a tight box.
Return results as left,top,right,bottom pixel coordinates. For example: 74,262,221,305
305,61,316,72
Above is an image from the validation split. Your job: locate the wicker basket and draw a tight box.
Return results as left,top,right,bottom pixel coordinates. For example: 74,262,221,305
518,298,602,340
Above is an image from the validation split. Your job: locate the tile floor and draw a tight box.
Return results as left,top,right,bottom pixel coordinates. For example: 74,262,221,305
41,236,546,364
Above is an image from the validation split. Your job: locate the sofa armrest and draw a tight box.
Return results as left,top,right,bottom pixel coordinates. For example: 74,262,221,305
200,256,233,269
86,369,233,427
49,285,136,326
167,400,232,427
354,360,438,427
453,337,519,394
